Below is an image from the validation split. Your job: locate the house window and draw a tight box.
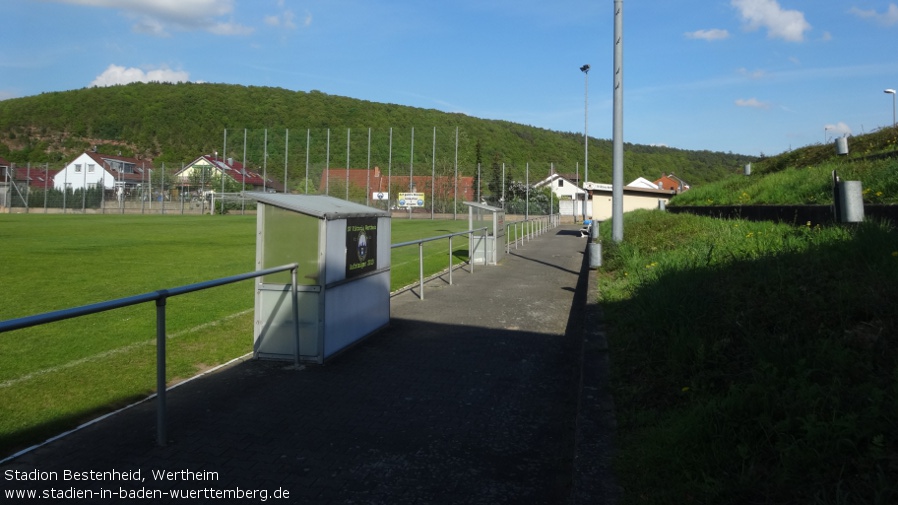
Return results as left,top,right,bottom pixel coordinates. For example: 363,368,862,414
74,164,82,173
558,180,564,187
88,164,95,173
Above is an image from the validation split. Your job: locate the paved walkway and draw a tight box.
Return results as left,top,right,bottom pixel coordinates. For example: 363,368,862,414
1,225,617,504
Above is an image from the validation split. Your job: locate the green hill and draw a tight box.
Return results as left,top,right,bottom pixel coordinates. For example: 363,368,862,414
0,82,752,190
671,125,898,206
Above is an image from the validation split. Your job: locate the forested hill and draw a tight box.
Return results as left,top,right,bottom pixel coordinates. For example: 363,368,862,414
0,82,753,187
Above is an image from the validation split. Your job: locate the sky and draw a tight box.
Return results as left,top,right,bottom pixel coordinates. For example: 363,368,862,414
2,0,898,156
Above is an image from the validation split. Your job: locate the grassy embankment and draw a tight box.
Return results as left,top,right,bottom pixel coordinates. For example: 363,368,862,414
0,214,473,456
671,127,898,206
599,210,897,503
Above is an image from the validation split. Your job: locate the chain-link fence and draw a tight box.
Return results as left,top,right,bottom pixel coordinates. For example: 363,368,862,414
3,127,575,217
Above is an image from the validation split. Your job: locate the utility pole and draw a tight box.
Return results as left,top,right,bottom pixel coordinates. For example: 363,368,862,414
580,64,590,183
612,0,624,243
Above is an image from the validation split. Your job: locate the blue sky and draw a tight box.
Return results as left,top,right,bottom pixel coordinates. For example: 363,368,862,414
2,0,898,156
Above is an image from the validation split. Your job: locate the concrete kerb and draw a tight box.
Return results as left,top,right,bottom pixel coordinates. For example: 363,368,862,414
569,247,621,504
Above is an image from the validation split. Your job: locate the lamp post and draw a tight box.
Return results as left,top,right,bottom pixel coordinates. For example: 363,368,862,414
885,89,896,128
824,125,832,144
580,64,590,184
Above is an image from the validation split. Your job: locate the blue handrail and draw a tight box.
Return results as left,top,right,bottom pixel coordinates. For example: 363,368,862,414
0,263,299,447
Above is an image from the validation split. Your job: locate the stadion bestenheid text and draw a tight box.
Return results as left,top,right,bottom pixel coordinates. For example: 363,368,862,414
4,468,290,501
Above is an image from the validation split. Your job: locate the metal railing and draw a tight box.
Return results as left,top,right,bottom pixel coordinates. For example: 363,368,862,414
0,263,300,447
505,215,559,253
391,227,487,300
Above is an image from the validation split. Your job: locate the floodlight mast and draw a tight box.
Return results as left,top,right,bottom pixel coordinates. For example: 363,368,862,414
581,64,590,185
885,89,896,128
611,0,624,243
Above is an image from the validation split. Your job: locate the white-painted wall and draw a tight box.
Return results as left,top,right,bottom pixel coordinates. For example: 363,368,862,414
53,153,111,191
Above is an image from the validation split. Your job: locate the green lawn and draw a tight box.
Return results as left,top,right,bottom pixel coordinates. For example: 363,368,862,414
0,213,476,456
600,210,898,504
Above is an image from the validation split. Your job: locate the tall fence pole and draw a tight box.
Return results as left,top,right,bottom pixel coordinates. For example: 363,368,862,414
221,130,226,215
388,128,393,209
346,128,351,200
305,129,310,194
326,128,331,196
454,126,458,220
242,129,247,214
263,129,268,193
366,128,372,206
431,126,436,220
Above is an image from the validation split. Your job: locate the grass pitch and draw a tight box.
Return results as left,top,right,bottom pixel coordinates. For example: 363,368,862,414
0,213,475,456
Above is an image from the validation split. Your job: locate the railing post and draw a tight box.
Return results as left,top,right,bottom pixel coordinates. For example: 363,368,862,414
292,266,301,366
448,236,453,285
469,232,474,274
418,242,425,300
155,295,168,447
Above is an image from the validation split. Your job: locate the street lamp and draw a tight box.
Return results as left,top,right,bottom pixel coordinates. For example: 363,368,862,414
885,89,896,128
580,64,590,184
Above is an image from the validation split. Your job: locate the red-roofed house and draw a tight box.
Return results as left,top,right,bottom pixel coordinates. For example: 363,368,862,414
175,155,285,193
2,164,59,208
654,173,690,193
53,151,154,191
7,166,58,190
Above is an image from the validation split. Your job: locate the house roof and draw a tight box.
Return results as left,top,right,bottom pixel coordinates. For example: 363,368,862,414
179,155,284,192
6,167,59,189
654,173,690,191
533,172,586,192
81,151,155,184
627,177,659,189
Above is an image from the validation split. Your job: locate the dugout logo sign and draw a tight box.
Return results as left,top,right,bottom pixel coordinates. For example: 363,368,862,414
346,217,378,279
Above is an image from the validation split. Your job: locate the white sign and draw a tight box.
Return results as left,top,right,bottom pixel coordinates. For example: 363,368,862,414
584,182,613,192
397,192,426,208
372,192,389,201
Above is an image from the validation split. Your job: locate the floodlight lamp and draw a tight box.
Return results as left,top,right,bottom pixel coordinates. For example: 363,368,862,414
580,64,590,74
885,89,896,95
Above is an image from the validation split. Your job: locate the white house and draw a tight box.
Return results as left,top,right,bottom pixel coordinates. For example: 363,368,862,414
54,151,153,192
174,154,284,193
533,172,590,221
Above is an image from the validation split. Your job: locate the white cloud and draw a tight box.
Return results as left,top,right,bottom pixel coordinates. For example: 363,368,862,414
735,97,771,109
684,28,730,41
849,4,898,26
737,67,767,79
51,0,252,36
90,64,190,87
731,0,811,42
265,10,298,29
825,122,852,136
